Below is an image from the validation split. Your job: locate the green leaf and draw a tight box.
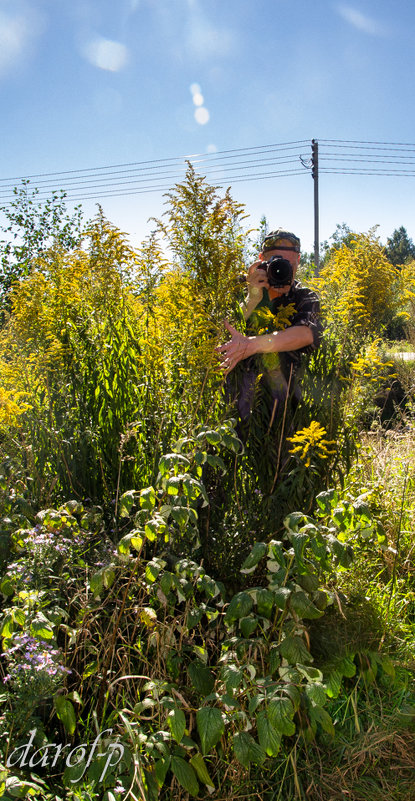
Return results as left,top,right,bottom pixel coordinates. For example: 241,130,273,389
326,667,343,698
315,489,338,515
30,619,54,639
140,486,156,511
279,635,312,665
267,698,296,736
305,682,327,706
296,663,324,683
290,590,324,620
168,707,186,743
170,506,189,527
189,753,215,788
196,707,224,754
240,616,258,638
297,572,320,593
154,757,170,789
268,539,285,565
272,586,291,609
119,489,136,517
221,664,244,692
188,662,215,696
225,591,253,623
206,454,226,473
170,756,199,796
54,694,76,735
309,704,335,736
256,588,275,619
241,542,267,573
0,577,14,597
256,710,281,756
233,731,265,767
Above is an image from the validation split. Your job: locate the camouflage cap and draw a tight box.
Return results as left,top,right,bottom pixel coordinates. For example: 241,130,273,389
262,229,301,253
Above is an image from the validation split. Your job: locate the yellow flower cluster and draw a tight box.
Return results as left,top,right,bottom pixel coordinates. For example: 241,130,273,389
287,421,337,468
349,339,394,384
0,386,31,429
249,303,296,336
249,304,297,373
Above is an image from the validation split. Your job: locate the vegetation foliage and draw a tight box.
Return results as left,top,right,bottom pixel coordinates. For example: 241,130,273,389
0,169,414,801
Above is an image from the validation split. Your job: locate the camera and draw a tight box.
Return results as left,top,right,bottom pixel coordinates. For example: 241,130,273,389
258,255,293,288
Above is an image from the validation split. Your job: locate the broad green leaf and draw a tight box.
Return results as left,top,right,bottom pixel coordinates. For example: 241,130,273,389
290,590,324,620
268,539,285,565
221,664,244,692
326,667,343,698
241,542,267,572
279,635,312,665
233,731,265,767
205,430,221,444
296,663,323,683
272,586,291,609
256,588,275,619
0,613,15,639
0,577,14,597
154,757,170,788
170,756,199,796
305,682,327,706
168,707,186,743
284,512,309,532
206,454,226,473
309,704,335,736
267,698,296,736
336,655,357,678
30,619,54,639
188,662,215,696
54,694,76,735
297,572,320,593
170,506,189,526
225,591,253,623
196,707,224,754
240,615,258,638
140,486,156,511
256,710,281,756
189,753,215,787
315,489,338,515
119,490,136,517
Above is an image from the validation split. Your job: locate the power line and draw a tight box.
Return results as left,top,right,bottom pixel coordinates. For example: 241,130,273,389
1,138,415,207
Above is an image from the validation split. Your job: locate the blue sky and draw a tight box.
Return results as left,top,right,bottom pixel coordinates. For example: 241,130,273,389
1,0,415,254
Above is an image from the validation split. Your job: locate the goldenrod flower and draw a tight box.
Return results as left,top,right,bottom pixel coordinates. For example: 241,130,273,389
288,421,337,467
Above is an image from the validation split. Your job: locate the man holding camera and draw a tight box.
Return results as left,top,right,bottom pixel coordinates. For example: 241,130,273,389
217,229,322,423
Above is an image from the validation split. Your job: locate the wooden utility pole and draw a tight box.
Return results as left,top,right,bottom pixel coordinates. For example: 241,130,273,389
311,139,319,270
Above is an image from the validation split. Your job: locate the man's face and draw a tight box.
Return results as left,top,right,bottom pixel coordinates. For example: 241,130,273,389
260,240,300,299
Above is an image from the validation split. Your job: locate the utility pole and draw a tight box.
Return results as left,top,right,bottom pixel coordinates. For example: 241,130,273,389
311,139,319,270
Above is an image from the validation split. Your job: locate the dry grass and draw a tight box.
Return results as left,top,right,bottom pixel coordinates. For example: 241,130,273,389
304,727,415,801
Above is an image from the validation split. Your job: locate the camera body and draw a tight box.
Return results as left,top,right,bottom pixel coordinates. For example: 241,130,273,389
258,255,293,288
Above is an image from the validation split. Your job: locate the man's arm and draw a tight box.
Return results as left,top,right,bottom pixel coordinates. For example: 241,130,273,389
240,261,269,320
216,322,313,374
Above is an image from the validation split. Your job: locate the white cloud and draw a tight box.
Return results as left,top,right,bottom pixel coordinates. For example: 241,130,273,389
83,36,129,72
336,5,388,36
0,5,44,77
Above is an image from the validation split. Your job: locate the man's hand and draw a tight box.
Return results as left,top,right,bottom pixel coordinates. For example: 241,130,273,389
247,260,269,295
216,321,256,374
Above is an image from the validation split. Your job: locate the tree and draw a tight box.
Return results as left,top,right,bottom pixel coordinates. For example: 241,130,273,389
312,230,403,340
0,180,83,313
385,226,415,267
